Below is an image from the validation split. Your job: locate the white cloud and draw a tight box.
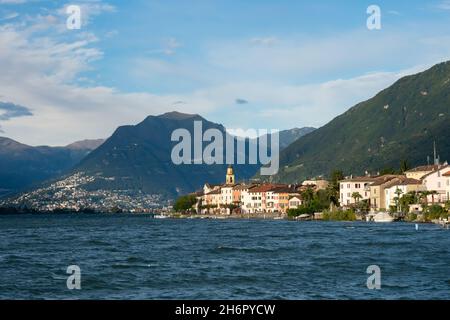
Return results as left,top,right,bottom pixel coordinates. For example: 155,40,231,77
0,22,215,145
205,29,450,82
1,12,19,20
2,7,450,146
436,0,450,10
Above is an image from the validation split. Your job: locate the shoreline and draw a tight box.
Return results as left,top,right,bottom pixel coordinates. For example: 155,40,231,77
161,212,446,225
0,210,447,226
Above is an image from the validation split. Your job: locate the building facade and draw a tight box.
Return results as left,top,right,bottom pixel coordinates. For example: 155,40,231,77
421,165,450,204
340,177,376,207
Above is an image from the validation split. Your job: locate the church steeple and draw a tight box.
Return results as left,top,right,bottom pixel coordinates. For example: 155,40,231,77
226,165,235,185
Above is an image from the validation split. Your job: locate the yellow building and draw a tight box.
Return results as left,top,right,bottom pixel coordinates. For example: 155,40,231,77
369,175,404,211
404,165,440,180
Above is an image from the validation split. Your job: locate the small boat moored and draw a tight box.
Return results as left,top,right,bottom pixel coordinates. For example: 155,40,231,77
366,212,395,223
372,212,395,223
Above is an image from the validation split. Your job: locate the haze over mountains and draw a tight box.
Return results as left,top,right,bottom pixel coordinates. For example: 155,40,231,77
270,61,450,182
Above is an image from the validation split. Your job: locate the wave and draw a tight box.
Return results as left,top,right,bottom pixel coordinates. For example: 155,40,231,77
214,245,279,253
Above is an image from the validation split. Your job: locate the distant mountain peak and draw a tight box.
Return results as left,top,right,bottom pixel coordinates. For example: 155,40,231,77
0,136,30,150
157,111,202,120
65,139,105,151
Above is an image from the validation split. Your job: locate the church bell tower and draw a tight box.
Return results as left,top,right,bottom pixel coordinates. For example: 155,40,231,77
226,165,235,185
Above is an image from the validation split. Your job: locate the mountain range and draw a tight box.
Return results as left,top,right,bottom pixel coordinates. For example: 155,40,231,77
0,114,312,199
269,61,450,182
3,60,450,205
0,137,104,197
69,112,313,198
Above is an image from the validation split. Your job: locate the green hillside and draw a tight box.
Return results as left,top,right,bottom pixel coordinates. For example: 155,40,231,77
270,61,450,182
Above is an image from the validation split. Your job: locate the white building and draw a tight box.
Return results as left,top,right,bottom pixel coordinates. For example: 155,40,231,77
340,177,376,207
421,165,450,203
220,185,234,205
384,178,424,210
288,196,303,209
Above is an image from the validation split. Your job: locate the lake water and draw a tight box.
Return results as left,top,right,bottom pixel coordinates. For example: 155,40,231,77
0,214,449,299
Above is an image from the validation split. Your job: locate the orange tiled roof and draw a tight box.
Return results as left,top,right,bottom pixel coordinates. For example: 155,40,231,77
249,184,285,193
384,177,421,188
370,175,404,186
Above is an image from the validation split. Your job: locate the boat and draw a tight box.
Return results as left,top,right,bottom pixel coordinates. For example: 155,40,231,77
372,212,394,223
154,214,169,219
296,214,312,221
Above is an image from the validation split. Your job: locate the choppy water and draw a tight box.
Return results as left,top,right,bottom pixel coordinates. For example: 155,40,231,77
0,214,449,299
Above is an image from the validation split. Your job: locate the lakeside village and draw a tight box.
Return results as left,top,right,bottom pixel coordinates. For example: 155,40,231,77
171,161,450,227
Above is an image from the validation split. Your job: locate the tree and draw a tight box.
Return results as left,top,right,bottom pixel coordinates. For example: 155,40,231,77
417,191,429,206
393,188,404,212
301,187,315,207
425,205,448,221
174,194,198,213
419,190,438,206
356,199,370,213
380,167,396,175
327,170,344,205
399,191,419,213
400,159,410,173
351,192,362,204
428,190,438,205
445,201,450,210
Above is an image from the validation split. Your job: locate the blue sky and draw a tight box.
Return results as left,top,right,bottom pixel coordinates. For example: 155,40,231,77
2,0,450,145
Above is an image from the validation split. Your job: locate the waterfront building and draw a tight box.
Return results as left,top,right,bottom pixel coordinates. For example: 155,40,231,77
204,188,221,207
369,175,404,211
383,178,424,210
421,165,450,204
220,185,234,205
405,164,441,180
244,184,281,214
445,171,450,202
233,184,256,205
288,196,303,210
269,186,299,213
339,176,377,207
203,183,220,195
